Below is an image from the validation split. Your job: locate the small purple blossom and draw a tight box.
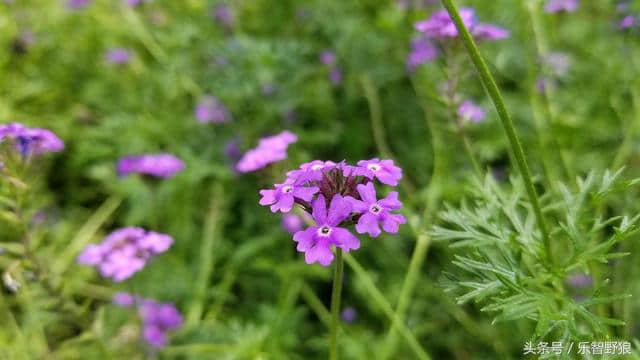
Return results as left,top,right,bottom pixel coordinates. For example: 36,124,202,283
139,300,183,348
236,131,297,173
66,0,90,10
341,307,358,323
282,214,305,234
113,292,137,307
567,273,593,288
293,195,360,266
346,182,406,237
329,68,342,86
259,181,319,213
620,15,636,29
117,153,185,178
194,95,232,124
320,50,337,66
77,227,173,282
544,0,579,13
406,36,438,72
458,100,486,123
212,4,234,28
353,159,403,186
414,7,509,42
105,48,132,65
0,122,64,156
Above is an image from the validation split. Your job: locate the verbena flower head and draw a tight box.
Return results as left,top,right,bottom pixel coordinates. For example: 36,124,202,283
139,299,183,348
0,122,64,156
105,48,132,65
406,36,438,72
414,7,509,41
544,0,579,13
117,153,185,178
236,131,297,173
194,95,232,124
259,159,405,266
458,100,486,123
77,227,173,282
112,293,183,349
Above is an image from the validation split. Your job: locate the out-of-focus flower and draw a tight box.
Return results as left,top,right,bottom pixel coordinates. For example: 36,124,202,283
346,182,406,237
544,0,579,13
261,83,277,96
212,4,234,28
458,100,486,123
341,307,357,323
620,15,637,29
224,138,242,164
113,292,137,307
320,50,336,66
113,294,182,348
567,273,593,288
105,48,133,65
236,131,297,173
282,214,304,234
0,122,64,156
194,95,232,124
66,0,90,9
414,7,509,41
117,154,185,178
77,227,173,282
124,0,142,6
406,36,438,72
329,68,342,86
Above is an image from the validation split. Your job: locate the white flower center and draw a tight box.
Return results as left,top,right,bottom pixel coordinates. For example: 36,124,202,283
281,185,293,193
367,164,381,172
317,226,332,237
311,164,324,171
369,204,382,214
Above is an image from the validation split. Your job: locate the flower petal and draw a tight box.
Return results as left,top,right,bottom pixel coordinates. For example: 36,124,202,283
293,227,317,252
355,212,381,237
356,182,377,204
292,186,319,202
378,191,402,210
327,194,352,226
259,189,277,205
331,228,360,252
381,213,406,234
312,195,327,224
305,237,334,266
270,193,294,213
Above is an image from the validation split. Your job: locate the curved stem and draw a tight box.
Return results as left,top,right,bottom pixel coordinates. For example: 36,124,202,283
440,0,553,266
329,248,344,360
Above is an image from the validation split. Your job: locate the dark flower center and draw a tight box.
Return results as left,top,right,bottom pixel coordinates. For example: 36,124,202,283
369,204,381,214
317,226,332,237
282,185,293,193
367,164,381,172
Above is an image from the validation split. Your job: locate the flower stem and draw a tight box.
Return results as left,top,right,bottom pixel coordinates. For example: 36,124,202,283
440,0,553,265
329,248,344,360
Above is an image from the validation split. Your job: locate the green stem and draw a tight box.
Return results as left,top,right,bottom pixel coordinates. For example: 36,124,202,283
440,0,553,266
329,249,344,360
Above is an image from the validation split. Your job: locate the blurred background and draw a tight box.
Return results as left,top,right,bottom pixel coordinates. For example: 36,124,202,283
1,0,640,359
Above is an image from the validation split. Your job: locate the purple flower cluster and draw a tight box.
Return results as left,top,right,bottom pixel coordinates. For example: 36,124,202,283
259,159,406,266
544,0,579,13
236,131,297,173
117,153,185,178
414,8,510,41
77,227,173,282
113,293,183,348
458,100,486,123
194,95,232,124
320,50,342,86
0,122,64,156
406,36,438,72
105,48,133,65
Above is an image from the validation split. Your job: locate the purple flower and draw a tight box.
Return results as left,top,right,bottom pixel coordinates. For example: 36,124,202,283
346,182,406,237
0,122,64,156
620,15,636,29
353,159,403,186
66,0,90,9
341,307,357,323
329,68,342,86
471,24,510,40
458,100,486,123
406,36,438,72
567,273,593,288
544,0,579,13
77,227,173,282
224,138,242,163
194,95,232,124
138,299,183,348
287,160,337,183
293,195,360,266
212,4,234,28
282,214,304,234
113,292,137,307
236,131,297,173
117,153,185,178
105,48,132,65
320,50,337,66
415,7,508,41
259,180,319,213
